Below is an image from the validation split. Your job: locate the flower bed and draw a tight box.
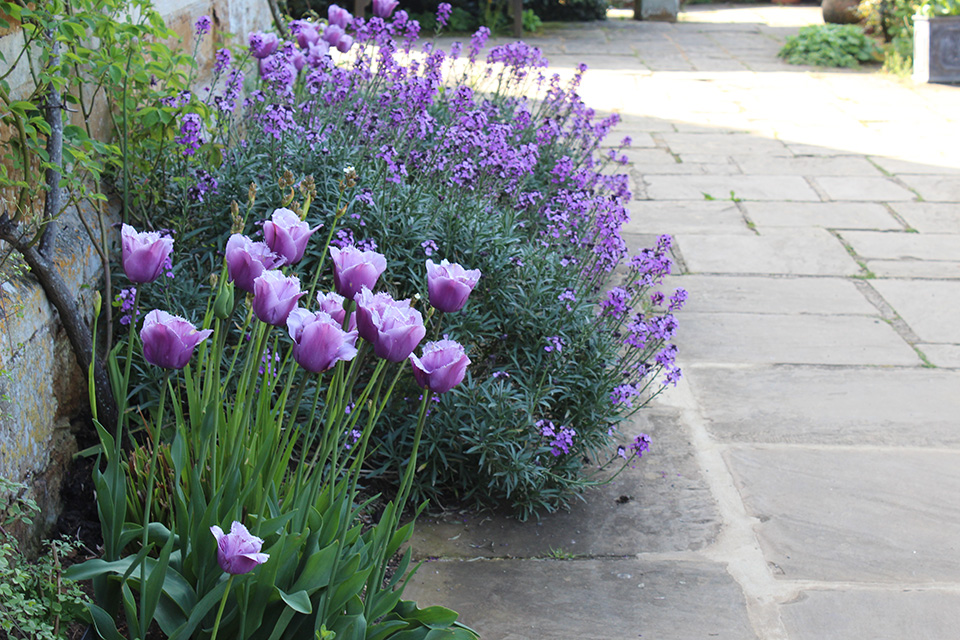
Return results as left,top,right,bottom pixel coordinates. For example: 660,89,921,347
121,2,685,520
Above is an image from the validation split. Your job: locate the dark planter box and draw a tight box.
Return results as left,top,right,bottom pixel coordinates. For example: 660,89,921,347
913,15,960,83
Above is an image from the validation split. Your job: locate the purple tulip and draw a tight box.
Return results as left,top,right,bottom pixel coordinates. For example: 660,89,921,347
253,270,304,327
263,208,319,265
426,259,482,313
286,308,358,373
328,4,353,29
140,310,213,370
329,246,387,300
354,286,394,343
372,0,400,18
410,339,470,394
354,288,425,362
317,291,357,331
292,21,321,49
306,41,331,67
121,224,174,284
248,31,279,58
225,234,283,293
291,49,307,71
322,24,344,47
210,522,269,575
336,35,354,54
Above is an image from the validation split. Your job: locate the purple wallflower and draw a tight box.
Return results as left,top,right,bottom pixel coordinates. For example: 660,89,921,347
631,434,651,458
437,2,452,28
115,287,139,326
175,113,203,156
214,48,232,74
210,522,269,575
195,15,211,38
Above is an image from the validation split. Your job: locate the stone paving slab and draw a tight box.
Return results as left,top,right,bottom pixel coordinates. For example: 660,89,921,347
866,259,960,279
781,590,960,640
868,156,960,175
646,175,820,201
742,202,901,230
842,231,960,262
662,275,876,315
870,279,960,343
677,230,861,276
889,202,960,233
812,176,917,202
658,133,793,157
727,446,960,583
898,175,960,202
674,313,919,366
686,365,960,446
409,411,720,559
403,558,758,640
624,200,750,236
732,156,884,177
919,343,960,367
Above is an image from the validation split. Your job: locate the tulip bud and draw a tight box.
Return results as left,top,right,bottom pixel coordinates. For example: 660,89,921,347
214,281,235,319
93,290,102,317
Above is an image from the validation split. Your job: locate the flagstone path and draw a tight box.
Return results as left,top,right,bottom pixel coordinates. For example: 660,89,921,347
404,5,960,638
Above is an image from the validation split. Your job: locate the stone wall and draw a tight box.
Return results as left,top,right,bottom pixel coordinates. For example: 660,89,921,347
0,0,271,549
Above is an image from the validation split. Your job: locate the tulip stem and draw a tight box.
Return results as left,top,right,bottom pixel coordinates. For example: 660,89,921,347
209,575,234,640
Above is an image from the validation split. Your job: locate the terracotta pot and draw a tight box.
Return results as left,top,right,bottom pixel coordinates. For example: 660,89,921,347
822,0,861,24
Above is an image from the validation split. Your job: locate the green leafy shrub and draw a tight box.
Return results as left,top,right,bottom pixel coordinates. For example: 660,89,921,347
859,0,921,73
917,0,960,16
778,24,883,68
0,478,91,640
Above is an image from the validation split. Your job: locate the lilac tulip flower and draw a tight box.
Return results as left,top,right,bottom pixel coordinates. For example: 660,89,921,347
306,41,331,67
410,339,470,394
140,310,213,370
354,288,425,362
263,208,319,265
330,246,387,300
328,4,353,29
287,308,358,373
317,291,357,331
322,24,344,47
248,31,279,58
253,270,304,327
336,35,354,54
426,259,481,313
210,522,269,575
354,286,396,343
225,234,283,293
293,21,321,49
372,0,399,18
121,224,174,284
